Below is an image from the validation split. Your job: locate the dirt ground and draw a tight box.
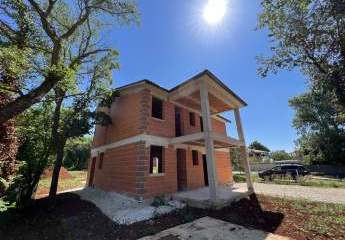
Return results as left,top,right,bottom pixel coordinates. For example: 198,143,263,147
0,193,344,240
35,170,87,198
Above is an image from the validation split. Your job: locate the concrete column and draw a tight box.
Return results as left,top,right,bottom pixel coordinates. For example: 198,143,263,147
200,81,218,201
234,108,254,192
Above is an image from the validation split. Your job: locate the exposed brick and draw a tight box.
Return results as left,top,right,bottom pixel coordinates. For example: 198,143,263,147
89,87,234,199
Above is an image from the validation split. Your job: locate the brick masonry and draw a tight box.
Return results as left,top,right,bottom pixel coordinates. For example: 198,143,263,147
88,88,234,199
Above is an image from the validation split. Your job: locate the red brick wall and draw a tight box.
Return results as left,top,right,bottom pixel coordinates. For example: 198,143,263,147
148,97,175,138
144,145,178,198
175,107,227,136
215,151,233,184
180,108,201,135
183,149,233,190
88,143,178,199
88,144,233,198
89,88,232,198
92,125,106,148
105,91,146,144
185,149,205,189
212,118,227,135
91,143,138,196
92,89,228,148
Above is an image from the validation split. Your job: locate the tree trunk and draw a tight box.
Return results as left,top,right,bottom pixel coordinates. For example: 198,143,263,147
48,139,65,199
0,75,19,181
0,120,17,179
48,90,65,200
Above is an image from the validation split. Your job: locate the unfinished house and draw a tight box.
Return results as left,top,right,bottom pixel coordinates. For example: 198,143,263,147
87,70,253,205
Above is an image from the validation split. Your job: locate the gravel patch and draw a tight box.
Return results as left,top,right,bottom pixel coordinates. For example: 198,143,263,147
74,187,186,225
236,182,345,204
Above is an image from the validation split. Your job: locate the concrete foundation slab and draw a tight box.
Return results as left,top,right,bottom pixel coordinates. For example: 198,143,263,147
139,216,291,240
173,185,249,209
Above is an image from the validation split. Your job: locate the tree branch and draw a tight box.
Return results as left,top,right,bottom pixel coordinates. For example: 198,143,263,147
70,48,111,69
27,0,59,43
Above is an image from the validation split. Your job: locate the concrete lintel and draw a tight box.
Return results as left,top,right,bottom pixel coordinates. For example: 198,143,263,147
170,132,204,144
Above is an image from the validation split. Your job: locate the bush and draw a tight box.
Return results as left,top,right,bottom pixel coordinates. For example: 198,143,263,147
5,160,47,208
63,136,91,170
151,196,166,207
0,177,8,197
233,174,246,183
5,104,53,208
0,198,13,212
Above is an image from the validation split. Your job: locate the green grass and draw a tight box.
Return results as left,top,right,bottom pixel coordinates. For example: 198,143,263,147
232,173,260,183
269,176,345,188
36,170,87,196
0,199,15,213
298,178,345,188
278,197,345,236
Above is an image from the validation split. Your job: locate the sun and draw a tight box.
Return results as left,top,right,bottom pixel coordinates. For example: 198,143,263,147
203,0,227,25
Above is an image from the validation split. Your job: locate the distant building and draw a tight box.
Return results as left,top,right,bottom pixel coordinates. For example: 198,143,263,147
248,148,271,163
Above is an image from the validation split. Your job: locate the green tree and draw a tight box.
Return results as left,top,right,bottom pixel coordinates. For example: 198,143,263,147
270,150,292,161
248,140,270,152
257,0,345,121
0,0,34,181
0,0,138,124
230,147,242,171
1,0,138,199
289,84,345,165
63,136,92,170
258,0,345,165
5,102,54,207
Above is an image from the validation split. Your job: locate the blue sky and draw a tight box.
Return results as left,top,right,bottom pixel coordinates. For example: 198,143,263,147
103,0,307,152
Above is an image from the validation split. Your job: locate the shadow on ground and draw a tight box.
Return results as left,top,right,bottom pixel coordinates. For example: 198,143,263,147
195,194,285,234
0,193,284,240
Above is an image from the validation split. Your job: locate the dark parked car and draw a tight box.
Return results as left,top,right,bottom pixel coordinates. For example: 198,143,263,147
258,164,310,180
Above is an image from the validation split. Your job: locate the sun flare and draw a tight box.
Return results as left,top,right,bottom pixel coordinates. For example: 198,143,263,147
203,0,227,25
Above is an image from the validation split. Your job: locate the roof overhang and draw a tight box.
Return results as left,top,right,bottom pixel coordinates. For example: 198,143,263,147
169,70,247,114
115,70,247,115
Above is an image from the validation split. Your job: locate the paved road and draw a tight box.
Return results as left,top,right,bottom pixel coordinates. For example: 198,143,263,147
235,182,345,204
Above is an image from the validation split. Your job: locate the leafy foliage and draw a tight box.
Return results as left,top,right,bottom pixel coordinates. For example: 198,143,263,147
270,150,292,161
0,0,139,123
0,0,37,179
230,147,243,171
63,136,91,170
248,140,270,152
5,103,53,207
258,0,345,165
258,0,345,114
289,84,345,165
0,0,138,198
0,119,17,181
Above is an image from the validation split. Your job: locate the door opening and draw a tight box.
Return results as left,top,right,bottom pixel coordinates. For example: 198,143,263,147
200,116,204,132
176,149,187,191
202,154,209,186
175,107,182,137
88,157,97,187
